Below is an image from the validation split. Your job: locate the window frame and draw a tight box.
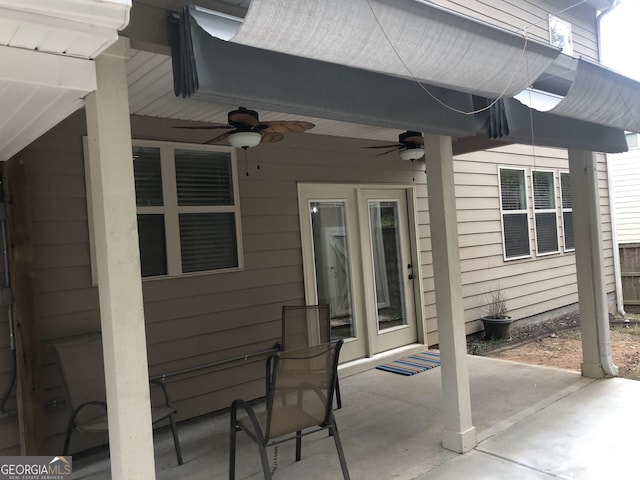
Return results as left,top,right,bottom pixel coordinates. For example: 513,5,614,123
559,171,574,252
85,137,243,284
531,168,560,256
498,166,532,261
134,139,243,278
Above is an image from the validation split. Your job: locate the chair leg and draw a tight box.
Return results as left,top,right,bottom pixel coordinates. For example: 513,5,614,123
62,418,75,455
335,378,342,409
258,443,272,480
168,413,183,465
229,408,237,480
329,414,350,480
295,430,302,462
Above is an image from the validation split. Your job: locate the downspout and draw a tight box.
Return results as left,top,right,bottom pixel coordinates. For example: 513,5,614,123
606,154,626,316
598,0,626,317
596,1,621,63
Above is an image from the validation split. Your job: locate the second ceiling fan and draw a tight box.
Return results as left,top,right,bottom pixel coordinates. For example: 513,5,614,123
363,131,425,160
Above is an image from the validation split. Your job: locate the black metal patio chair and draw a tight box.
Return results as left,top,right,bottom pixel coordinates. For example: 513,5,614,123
52,333,183,465
229,340,349,479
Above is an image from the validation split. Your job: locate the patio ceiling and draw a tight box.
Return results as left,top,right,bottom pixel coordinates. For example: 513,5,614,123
0,0,131,161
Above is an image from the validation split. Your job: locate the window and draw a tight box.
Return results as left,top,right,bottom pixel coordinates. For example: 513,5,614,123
499,167,531,260
532,170,559,255
133,140,242,277
549,15,573,55
560,172,574,251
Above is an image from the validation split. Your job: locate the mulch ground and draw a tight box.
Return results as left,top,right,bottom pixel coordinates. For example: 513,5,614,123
466,312,640,381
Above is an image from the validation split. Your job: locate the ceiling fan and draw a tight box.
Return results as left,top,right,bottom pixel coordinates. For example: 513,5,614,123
175,107,315,149
363,131,425,160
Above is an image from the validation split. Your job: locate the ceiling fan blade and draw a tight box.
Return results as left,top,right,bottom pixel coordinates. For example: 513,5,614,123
362,143,403,149
375,147,402,157
260,132,285,143
173,125,231,130
205,131,232,145
260,120,315,134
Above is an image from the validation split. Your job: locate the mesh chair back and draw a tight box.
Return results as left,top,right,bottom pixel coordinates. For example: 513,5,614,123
281,304,331,351
265,340,342,441
52,334,107,417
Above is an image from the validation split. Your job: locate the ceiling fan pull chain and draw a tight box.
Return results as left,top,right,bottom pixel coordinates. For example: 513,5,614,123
244,147,250,176
256,148,261,171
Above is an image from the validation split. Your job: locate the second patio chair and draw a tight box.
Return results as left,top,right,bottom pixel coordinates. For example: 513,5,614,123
229,340,349,480
281,304,342,408
52,333,183,465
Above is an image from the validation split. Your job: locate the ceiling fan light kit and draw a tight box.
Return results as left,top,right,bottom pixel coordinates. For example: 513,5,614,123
228,130,262,149
399,147,425,161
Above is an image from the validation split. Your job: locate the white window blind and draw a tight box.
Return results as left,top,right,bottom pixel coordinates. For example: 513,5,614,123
499,167,531,259
560,172,574,251
532,170,559,255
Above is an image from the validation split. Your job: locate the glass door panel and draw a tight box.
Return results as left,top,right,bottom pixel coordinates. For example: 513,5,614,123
369,200,407,332
310,201,355,341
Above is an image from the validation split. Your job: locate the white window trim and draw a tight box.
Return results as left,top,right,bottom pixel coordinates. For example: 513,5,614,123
84,137,243,285
560,171,575,252
532,169,560,256
498,166,532,261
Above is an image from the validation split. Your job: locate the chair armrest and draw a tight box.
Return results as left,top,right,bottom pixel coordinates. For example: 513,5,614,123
149,378,175,409
231,398,267,444
69,400,108,427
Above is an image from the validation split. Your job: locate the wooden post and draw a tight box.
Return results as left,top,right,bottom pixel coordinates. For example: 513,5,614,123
2,156,46,454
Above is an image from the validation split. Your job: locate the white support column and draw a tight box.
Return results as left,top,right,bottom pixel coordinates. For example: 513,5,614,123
424,134,477,453
85,37,156,479
568,149,618,379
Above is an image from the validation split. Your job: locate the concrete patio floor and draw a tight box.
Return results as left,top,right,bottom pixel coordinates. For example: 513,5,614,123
70,354,640,479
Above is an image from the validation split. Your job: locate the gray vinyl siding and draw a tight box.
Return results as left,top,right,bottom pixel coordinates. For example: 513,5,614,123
609,146,640,244
454,145,615,336
437,0,600,61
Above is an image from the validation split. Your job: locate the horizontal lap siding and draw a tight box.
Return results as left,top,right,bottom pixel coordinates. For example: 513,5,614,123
435,0,599,60
454,146,614,336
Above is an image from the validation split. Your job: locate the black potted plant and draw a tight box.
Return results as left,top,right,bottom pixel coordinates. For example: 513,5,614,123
480,288,513,340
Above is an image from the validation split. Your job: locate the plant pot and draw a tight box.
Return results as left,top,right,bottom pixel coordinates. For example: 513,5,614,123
481,316,513,340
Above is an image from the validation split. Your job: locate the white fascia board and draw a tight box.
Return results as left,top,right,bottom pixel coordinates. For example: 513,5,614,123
0,44,96,92
0,0,131,30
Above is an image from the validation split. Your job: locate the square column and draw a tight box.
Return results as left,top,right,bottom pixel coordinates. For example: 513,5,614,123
568,149,618,378
85,37,156,478
424,134,477,453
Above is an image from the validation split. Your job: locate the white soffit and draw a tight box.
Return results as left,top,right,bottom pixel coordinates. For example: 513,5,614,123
0,0,130,160
0,45,96,161
0,0,131,58
227,0,560,98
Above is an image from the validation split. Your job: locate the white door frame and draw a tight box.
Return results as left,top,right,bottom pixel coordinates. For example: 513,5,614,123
298,182,426,361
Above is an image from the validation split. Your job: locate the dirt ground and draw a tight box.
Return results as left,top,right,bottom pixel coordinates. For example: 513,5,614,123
468,314,640,381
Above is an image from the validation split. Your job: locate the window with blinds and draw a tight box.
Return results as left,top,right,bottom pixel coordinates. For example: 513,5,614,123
499,167,531,260
532,170,559,255
560,171,574,251
133,141,241,278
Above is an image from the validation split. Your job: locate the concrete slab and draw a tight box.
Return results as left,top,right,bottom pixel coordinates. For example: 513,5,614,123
70,355,636,480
